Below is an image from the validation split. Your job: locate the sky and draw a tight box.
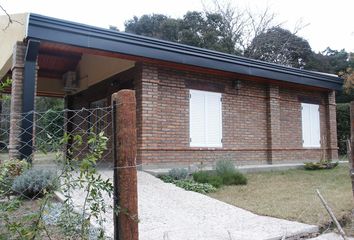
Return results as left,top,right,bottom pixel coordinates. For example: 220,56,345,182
1,0,353,52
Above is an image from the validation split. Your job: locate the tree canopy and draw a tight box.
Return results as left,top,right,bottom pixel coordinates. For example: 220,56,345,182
245,27,312,68
125,11,238,54
307,48,353,74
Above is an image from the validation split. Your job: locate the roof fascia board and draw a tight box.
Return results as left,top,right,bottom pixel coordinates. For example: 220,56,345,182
26,13,343,91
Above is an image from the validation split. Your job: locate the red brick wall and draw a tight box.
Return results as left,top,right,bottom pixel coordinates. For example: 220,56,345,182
136,63,338,168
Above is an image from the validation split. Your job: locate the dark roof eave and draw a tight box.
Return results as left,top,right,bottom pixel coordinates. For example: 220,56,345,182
26,13,343,91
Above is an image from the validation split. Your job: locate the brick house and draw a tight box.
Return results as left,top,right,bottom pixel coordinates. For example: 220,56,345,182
0,13,342,168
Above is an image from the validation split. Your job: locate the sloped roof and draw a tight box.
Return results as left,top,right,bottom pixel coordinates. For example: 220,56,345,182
24,13,342,90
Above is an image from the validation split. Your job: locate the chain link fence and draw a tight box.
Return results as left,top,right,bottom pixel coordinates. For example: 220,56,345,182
0,104,121,239
0,105,114,166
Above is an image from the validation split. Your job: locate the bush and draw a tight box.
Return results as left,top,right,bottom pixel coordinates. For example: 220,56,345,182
0,160,29,196
304,161,339,170
168,168,188,180
158,174,216,193
192,171,210,183
12,168,59,199
193,160,247,187
336,103,350,156
157,174,174,183
221,171,247,185
173,179,216,193
192,171,223,188
215,160,236,175
193,170,247,187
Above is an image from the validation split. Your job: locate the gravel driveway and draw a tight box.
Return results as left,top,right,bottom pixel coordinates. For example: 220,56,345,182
68,170,318,240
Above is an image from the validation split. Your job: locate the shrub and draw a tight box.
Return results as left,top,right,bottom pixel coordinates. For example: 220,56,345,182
0,160,29,196
192,171,223,188
173,179,216,193
12,168,59,199
168,168,188,180
192,171,210,183
304,161,339,170
157,174,174,183
221,171,247,185
215,160,236,175
336,103,350,156
194,170,247,186
215,160,247,185
158,174,216,193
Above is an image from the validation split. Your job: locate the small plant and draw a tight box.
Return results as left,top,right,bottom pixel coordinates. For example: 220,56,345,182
215,159,236,175
304,137,339,170
168,168,188,180
173,179,216,193
215,160,247,185
221,171,247,185
0,160,29,196
304,161,339,170
158,174,216,193
157,174,174,183
192,171,223,188
193,160,247,187
193,171,210,183
12,168,59,199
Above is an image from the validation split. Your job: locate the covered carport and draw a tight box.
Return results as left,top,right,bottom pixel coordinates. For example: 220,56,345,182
0,13,136,161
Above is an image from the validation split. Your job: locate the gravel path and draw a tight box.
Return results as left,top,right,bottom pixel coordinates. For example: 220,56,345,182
67,170,318,240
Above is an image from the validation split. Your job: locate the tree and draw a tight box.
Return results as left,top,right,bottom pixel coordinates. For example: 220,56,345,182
124,11,238,54
125,14,180,42
307,48,352,74
244,27,313,68
306,49,354,103
204,0,278,53
124,1,279,55
178,11,238,53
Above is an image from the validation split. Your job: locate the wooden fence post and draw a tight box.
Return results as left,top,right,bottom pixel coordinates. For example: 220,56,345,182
112,90,139,240
350,101,354,199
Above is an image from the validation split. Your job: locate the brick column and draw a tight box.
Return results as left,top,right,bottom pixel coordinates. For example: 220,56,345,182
9,42,26,160
8,42,38,160
135,63,159,165
326,90,338,160
266,84,281,164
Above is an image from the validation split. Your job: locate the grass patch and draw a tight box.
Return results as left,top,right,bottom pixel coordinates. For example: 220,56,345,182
208,165,353,226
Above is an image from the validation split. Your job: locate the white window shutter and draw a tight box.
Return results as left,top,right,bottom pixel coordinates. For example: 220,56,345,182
189,90,223,147
205,92,222,147
301,103,320,147
301,103,311,147
310,104,320,147
190,90,206,147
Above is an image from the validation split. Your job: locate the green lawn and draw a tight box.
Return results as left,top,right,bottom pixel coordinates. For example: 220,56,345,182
208,165,354,227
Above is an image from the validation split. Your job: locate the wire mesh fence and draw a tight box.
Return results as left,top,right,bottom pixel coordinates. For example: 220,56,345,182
0,106,114,167
0,105,119,239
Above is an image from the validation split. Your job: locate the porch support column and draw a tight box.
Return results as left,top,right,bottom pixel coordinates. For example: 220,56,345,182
19,40,40,161
134,63,159,166
326,90,338,160
266,84,281,164
8,40,39,161
9,42,26,160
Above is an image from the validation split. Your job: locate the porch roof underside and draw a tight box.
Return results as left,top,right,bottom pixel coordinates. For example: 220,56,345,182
24,13,342,91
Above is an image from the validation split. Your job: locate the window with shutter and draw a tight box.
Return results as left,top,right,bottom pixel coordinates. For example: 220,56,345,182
301,103,320,148
189,89,222,147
